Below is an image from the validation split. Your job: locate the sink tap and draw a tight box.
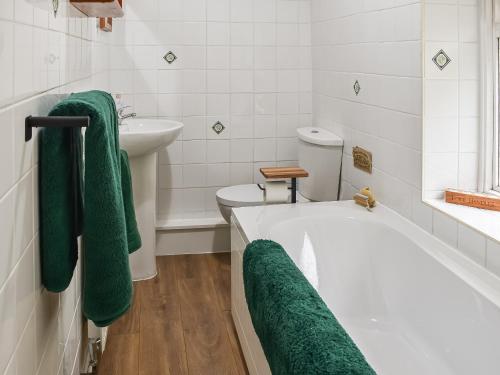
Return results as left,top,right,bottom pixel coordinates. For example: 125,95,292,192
117,105,137,125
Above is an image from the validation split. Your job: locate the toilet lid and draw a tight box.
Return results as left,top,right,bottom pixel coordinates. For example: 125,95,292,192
297,127,343,146
216,184,267,208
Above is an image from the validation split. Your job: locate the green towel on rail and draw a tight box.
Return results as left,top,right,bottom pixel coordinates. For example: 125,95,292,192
243,240,376,375
40,90,141,327
39,126,83,292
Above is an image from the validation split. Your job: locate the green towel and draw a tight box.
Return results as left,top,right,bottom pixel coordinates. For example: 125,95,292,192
44,90,140,327
243,240,376,375
39,126,83,292
120,150,141,254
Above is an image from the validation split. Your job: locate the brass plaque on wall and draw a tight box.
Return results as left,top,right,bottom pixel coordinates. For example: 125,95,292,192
353,146,372,174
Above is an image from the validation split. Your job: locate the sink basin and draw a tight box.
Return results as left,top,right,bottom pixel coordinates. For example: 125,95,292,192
119,118,184,157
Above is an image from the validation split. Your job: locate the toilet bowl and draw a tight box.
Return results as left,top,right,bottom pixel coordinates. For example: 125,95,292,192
216,184,309,222
216,127,344,223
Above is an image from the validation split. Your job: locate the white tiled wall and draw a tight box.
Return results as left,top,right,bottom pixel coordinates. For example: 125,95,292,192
0,1,110,374
311,0,500,275
311,0,423,219
106,0,313,221
423,0,480,197
0,2,495,373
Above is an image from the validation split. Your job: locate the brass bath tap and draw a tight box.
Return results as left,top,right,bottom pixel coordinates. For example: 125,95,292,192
354,187,376,211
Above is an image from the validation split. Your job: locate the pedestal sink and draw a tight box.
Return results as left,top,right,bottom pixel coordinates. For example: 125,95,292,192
119,118,183,280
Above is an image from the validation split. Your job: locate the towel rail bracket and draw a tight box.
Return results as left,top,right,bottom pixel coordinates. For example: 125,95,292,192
25,115,90,142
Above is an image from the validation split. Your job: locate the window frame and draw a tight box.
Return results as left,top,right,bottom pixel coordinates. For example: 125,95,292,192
479,0,500,195
493,24,500,192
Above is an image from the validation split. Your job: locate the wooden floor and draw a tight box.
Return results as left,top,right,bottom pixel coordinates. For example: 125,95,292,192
98,254,249,375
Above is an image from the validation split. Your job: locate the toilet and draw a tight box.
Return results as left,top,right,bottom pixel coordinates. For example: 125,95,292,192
216,127,344,222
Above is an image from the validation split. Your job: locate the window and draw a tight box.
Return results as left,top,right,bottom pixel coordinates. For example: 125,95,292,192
494,11,500,192
481,0,500,194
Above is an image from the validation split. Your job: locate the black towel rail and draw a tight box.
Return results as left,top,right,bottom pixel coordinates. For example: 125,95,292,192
25,116,90,142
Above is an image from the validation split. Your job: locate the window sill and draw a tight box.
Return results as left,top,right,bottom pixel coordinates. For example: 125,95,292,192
425,198,500,242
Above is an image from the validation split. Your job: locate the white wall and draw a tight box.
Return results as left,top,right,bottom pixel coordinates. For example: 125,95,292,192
311,0,500,275
0,1,110,374
0,2,496,373
423,0,480,197
106,0,313,221
311,0,422,219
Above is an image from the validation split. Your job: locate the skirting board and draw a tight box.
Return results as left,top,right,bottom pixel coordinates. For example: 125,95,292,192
156,226,230,255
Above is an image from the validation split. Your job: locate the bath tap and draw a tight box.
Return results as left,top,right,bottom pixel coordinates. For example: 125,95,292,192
354,187,376,211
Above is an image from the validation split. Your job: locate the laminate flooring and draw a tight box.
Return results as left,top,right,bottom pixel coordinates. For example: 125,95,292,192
97,254,249,375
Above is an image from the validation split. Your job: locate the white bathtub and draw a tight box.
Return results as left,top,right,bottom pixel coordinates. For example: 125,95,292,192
230,201,500,375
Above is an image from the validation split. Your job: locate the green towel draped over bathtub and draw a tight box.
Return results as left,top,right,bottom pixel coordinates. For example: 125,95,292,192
40,90,141,327
243,240,376,375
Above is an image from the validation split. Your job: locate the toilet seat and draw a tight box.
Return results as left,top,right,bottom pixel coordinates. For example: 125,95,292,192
216,184,266,208
216,184,308,208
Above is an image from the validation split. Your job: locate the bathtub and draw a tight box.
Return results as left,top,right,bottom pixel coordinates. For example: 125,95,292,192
230,200,500,375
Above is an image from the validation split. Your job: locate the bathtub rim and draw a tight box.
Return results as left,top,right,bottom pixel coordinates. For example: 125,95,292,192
232,200,500,312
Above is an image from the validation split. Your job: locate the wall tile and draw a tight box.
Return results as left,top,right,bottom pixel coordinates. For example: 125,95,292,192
0,5,111,373
3,356,15,375
13,173,34,262
35,289,59,368
254,139,276,162
207,164,230,187
0,109,14,197
14,24,34,97
230,139,254,163
0,0,14,21
207,140,230,163
158,0,182,21
159,165,183,189
183,164,207,188
231,0,253,22
458,223,487,266
16,242,34,337
0,21,14,103
14,0,34,25
411,189,433,233
108,2,311,219
0,275,16,374
425,4,458,42
423,1,481,196
183,140,206,164
181,117,206,140
486,240,500,277
207,0,229,22
433,210,458,248
16,314,36,375
230,162,253,185
277,138,297,161
0,192,15,288
458,5,478,42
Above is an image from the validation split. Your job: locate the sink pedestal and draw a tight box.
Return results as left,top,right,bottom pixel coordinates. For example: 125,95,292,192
118,117,184,281
128,153,158,281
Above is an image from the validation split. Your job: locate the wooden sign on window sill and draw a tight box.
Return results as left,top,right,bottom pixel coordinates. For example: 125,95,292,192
445,189,500,212
99,17,112,32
